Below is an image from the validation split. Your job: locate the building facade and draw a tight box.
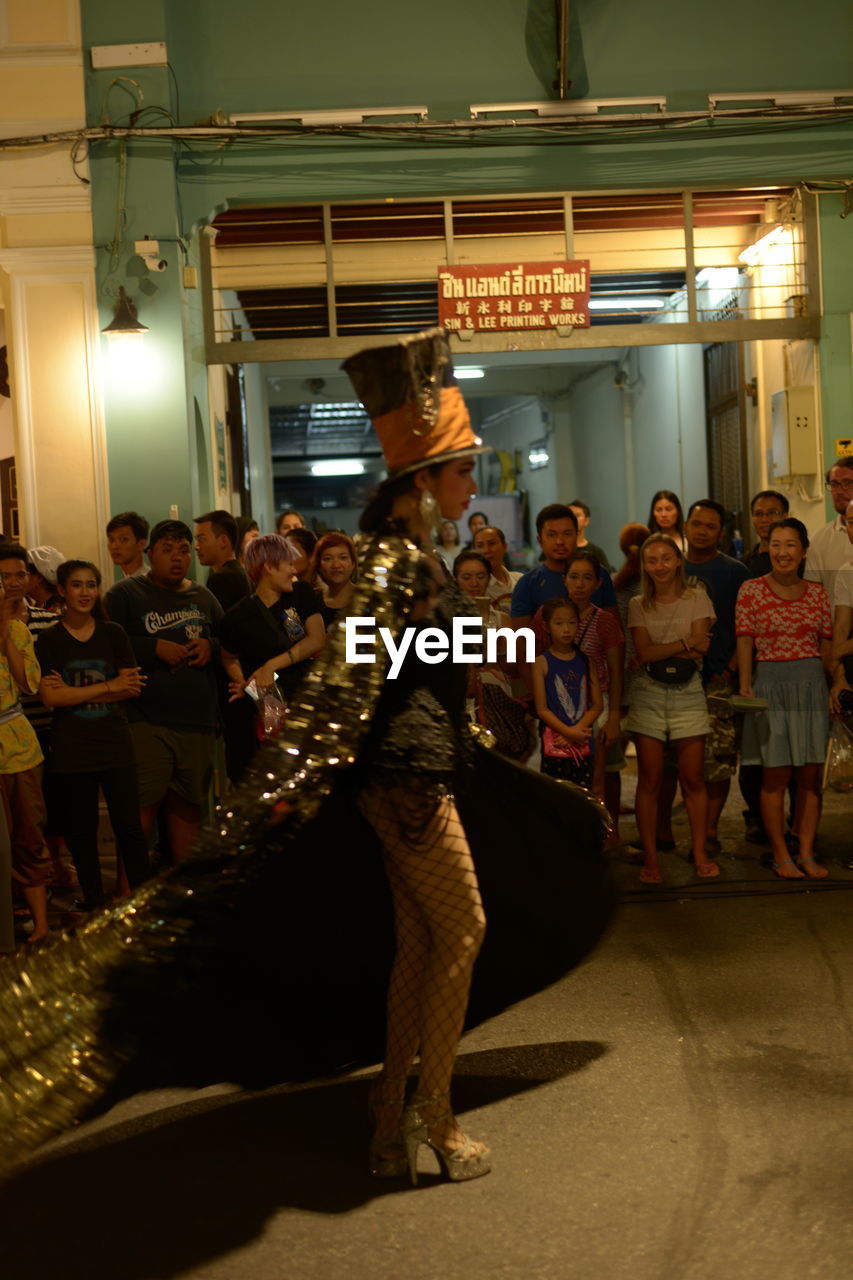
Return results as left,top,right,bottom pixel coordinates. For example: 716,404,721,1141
1,0,851,563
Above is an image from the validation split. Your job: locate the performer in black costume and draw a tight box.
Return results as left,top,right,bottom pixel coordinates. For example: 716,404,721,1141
0,330,615,1182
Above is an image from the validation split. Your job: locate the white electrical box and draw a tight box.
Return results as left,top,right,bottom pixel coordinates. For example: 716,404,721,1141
91,42,168,69
771,386,818,478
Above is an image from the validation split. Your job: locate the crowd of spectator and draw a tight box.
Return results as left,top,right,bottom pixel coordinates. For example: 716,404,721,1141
0,506,346,949
490,459,851,883
1,456,851,947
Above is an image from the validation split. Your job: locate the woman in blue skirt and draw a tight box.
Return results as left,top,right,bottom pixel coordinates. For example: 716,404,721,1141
736,518,833,878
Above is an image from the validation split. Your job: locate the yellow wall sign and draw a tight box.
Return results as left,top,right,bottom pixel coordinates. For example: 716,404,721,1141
836,438,853,455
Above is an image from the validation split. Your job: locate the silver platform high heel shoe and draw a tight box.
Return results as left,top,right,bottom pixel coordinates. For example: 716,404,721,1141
368,1075,409,1179
402,1094,491,1185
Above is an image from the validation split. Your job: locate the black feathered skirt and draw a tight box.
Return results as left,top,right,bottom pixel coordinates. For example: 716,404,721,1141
104,741,616,1093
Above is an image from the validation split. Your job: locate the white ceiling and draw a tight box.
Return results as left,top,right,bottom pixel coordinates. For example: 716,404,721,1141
264,346,625,407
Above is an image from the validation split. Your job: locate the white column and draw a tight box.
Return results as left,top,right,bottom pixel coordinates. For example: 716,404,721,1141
0,245,111,573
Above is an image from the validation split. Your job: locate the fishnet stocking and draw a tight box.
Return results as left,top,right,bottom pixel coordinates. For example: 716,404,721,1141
359,782,486,1156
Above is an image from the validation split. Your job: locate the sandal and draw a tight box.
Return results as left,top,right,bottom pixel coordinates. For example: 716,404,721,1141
639,867,662,884
796,855,828,880
687,839,722,863
402,1095,491,1185
770,857,804,880
695,861,720,878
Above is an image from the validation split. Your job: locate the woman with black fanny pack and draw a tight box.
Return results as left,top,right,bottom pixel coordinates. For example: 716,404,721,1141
623,533,720,884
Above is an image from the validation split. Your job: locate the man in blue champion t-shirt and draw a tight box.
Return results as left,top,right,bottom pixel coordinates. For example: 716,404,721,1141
510,503,617,626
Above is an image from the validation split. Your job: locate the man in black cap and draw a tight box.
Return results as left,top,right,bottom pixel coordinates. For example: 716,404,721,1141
105,520,223,862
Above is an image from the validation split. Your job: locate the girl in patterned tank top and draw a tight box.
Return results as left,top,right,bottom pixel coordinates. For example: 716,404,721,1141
532,598,602,788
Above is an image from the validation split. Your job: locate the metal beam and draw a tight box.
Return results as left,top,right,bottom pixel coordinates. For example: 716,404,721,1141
563,194,574,258
205,317,820,365
801,188,822,318
682,191,697,324
443,198,455,266
199,229,218,360
322,204,338,339
555,1,570,101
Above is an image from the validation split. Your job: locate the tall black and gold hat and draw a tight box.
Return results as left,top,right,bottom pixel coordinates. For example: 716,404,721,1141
342,328,488,478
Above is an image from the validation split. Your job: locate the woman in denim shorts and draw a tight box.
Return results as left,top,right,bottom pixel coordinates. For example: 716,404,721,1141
624,534,719,884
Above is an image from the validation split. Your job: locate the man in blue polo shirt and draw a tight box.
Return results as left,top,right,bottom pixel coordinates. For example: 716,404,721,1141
683,499,749,851
510,503,617,625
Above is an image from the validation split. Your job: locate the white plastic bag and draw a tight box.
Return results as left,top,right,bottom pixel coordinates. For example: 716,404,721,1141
823,719,853,791
246,678,288,741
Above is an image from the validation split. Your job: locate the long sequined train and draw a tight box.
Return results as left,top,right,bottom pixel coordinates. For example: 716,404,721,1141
0,533,615,1174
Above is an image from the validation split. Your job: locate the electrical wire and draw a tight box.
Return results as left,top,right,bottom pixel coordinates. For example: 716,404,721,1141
3,104,853,155
101,138,128,292
166,62,182,124
70,133,90,186
130,105,178,127
799,178,853,217
97,76,144,126
5,99,849,270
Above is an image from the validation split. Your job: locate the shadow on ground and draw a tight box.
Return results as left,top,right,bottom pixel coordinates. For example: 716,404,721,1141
0,1039,607,1280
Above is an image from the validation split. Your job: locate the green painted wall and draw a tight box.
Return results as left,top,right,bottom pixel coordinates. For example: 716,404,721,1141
80,0,853,532
162,0,853,119
84,0,853,235
92,137,201,528
84,0,214,532
164,0,852,222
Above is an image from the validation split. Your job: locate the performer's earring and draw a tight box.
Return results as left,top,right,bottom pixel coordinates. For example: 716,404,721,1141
419,487,440,531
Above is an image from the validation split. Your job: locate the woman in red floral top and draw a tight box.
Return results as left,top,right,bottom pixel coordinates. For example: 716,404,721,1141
735,518,833,879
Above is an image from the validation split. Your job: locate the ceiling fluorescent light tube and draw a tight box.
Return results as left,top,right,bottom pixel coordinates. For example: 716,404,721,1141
588,298,667,310
455,368,485,380
230,106,428,126
310,460,365,477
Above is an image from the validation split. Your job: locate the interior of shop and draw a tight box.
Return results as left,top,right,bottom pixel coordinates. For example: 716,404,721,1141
238,319,821,571
203,187,823,561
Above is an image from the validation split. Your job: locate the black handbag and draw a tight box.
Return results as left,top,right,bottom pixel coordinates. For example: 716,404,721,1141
646,656,697,685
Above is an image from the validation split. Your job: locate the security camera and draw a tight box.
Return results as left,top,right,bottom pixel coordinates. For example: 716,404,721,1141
134,239,168,272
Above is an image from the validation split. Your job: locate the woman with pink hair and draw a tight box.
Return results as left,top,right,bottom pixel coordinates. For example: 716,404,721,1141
219,534,325,780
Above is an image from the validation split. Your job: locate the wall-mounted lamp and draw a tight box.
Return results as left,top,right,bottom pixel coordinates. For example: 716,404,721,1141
101,287,148,338
738,225,791,268
528,439,550,470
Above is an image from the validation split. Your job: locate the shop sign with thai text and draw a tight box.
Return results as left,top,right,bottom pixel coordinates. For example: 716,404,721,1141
438,261,591,331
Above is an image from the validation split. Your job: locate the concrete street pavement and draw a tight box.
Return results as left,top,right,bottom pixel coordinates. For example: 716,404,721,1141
2,784,851,1279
